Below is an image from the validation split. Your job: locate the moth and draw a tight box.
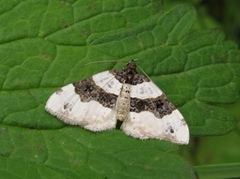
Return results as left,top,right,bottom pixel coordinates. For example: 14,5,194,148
45,60,189,144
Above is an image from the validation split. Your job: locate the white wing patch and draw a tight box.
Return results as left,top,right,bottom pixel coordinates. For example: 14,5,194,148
45,84,116,131
45,60,189,144
92,71,122,95
131,81,163,99
122,110,189,144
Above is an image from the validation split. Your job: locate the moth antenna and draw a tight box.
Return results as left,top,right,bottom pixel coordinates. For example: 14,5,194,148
137,65,152,81
85,59,127,66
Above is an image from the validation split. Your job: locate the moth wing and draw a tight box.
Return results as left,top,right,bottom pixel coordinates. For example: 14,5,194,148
45,71,122,131
121,81,189,144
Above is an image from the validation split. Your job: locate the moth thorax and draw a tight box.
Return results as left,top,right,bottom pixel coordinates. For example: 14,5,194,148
116,84,131,121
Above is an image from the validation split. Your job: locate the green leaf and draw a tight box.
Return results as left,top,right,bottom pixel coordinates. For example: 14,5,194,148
1,0,240,178
194,163,240,179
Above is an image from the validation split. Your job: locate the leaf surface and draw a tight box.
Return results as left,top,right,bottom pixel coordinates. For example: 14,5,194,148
1,0,240,178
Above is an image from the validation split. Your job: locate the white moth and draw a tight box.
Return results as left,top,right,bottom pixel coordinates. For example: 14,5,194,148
45,60,189,144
